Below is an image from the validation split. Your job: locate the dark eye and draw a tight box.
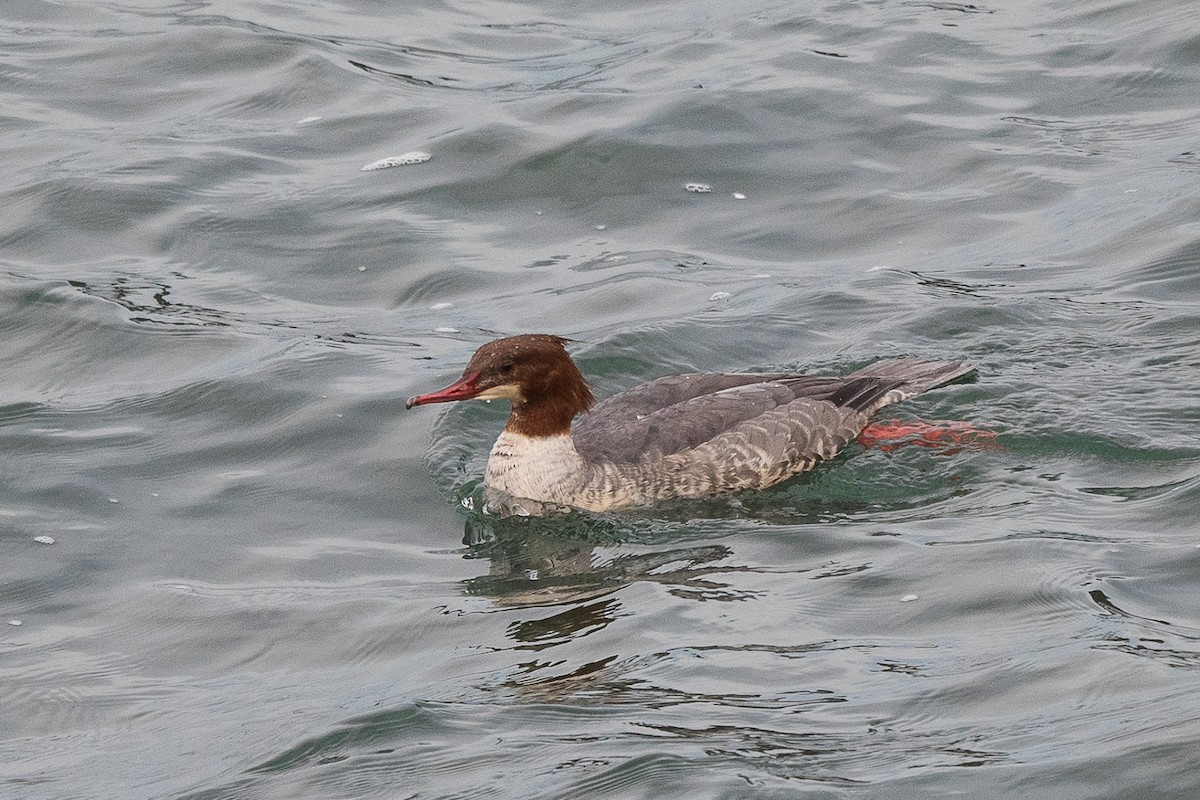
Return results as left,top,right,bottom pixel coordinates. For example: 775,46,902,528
499,361,515,375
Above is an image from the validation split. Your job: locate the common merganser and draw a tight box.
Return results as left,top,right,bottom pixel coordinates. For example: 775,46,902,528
407,334,975,512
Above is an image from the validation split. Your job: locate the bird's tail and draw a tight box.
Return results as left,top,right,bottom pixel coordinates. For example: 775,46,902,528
838,358,975,415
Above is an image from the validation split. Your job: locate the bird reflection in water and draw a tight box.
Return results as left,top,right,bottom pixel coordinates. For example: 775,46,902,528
459,510,752,635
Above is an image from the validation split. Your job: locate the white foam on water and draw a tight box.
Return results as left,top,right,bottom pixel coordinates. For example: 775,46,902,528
361,151,432,171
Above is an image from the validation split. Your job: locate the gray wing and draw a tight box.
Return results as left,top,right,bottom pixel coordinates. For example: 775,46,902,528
572,359,974,468
573,374,849,464
668,398,868,493
661,361,975,494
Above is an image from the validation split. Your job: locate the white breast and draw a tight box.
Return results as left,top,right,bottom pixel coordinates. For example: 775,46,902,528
485,431,588,506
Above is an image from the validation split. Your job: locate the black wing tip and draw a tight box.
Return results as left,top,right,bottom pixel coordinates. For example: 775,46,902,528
849,357,976,383
827,377,903,412
831,359,978,411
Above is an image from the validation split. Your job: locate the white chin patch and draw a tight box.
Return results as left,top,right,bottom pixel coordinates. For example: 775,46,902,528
476,383,524,402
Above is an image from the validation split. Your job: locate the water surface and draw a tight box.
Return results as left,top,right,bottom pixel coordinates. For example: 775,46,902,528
3,1,1200,798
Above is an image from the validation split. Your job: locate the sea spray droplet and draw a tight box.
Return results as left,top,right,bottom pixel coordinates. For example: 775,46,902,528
361,152,431,171
685,183,712,193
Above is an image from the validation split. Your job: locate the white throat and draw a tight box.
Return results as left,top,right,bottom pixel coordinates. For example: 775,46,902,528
484,430,585,505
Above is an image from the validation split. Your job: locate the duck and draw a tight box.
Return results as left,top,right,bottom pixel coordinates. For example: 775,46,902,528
406,334,975,512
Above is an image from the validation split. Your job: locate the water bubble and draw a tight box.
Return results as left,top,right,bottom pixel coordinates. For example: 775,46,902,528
8,620,22,627
357,266,367,272
709,291,732,302
296,116,322,125
34,536,55,545
361,151,431,171
733,192,746,199
685,183,712,193
900,594,919,603
430,302,453,310
434,326,460,333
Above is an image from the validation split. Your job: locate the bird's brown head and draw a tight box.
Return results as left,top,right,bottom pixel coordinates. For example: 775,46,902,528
406,334,595,436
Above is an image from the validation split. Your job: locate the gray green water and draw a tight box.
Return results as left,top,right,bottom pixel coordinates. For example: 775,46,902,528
3,1,1200,798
